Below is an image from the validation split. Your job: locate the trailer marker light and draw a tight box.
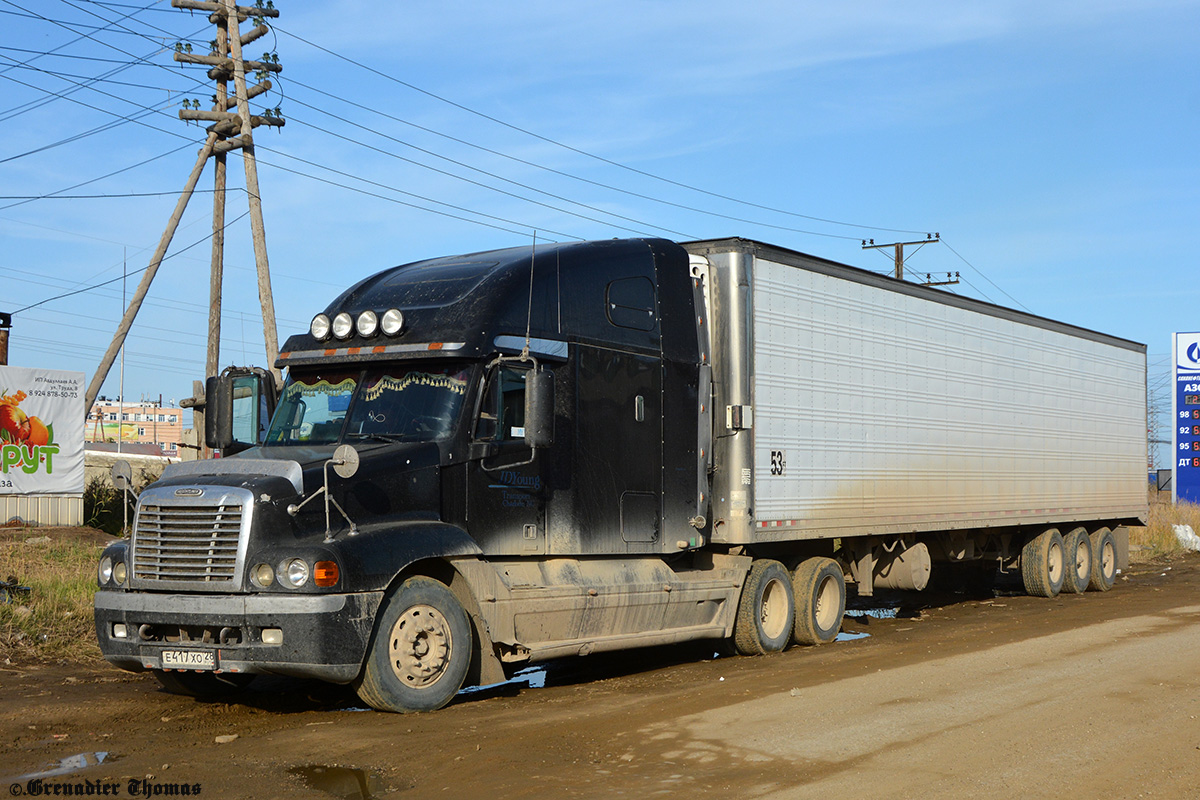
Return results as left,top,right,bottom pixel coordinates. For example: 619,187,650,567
310,314,331,340
381,308,404,335
356,310,379,338
314,561,340,587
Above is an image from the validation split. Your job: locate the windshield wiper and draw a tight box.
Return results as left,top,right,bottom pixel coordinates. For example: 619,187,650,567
348,432,407,444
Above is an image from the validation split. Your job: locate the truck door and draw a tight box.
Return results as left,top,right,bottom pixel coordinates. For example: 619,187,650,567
465,363,548,555
572,345,663,554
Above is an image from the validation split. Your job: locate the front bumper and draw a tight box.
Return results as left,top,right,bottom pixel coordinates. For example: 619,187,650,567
94,589,384,683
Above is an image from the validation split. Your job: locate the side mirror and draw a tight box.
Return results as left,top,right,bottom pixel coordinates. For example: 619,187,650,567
524,368,554,449
205,367,279,454
204,375,232,451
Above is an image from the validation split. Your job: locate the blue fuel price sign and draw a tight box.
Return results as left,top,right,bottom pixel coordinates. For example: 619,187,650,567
1175,332,1200,504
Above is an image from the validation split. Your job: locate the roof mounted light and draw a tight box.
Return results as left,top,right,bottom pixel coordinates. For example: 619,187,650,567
381,308,405,336
310,314,331,341
356,310,379,338
332,312,354,340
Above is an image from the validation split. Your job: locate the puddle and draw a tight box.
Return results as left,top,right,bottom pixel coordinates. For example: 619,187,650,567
835,631,870,642
290,765,384,800
14,752,112,781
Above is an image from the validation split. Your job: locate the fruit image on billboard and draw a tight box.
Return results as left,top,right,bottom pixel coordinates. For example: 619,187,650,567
0,366,85,494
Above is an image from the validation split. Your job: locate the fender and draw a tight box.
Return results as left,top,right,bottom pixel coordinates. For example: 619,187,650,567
330,520,483,593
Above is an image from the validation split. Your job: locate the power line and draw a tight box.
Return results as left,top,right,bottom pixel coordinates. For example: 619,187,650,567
0,142,193,210
255,147,583,241
940,237,1031,313
13,209,251,314
276,24,927,239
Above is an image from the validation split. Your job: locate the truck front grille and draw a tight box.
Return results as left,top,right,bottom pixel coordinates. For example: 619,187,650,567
132,499,247,586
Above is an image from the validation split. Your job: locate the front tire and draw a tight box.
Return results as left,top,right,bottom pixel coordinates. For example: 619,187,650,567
355,576,472,713
733,560,795,655
1060,527,1092,594
1022,528,1065,598
791,557,845,645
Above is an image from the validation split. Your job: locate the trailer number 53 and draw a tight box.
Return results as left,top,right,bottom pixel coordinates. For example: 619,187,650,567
770,450,786,476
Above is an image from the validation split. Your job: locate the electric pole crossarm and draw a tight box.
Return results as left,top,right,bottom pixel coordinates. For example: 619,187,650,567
173,52,282,78
83,131,220,412
171,0,279,20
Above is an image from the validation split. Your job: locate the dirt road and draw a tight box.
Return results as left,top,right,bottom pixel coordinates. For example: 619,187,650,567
4,555,1199,799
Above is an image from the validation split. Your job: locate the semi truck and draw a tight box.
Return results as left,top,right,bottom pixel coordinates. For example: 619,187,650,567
93,237,1148,712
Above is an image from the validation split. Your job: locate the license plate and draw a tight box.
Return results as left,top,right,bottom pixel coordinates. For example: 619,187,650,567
161,649,216,670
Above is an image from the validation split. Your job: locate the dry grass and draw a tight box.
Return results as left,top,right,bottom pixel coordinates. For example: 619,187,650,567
1127,493,1200,561
0,528,108,665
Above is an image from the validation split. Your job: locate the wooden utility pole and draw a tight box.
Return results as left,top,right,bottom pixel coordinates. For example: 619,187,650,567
0,312,10,366
83,0,284,421
862,234,940,281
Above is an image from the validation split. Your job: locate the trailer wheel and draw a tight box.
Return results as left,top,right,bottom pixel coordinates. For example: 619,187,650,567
733,560,795,655
1060,527,1092,594
1021,528,1065,598
1088,528,1117,592
153,670,254,699
791,557,845,645
355,576,472,713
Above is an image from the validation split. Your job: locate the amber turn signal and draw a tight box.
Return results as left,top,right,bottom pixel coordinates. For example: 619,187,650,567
314,561,340,587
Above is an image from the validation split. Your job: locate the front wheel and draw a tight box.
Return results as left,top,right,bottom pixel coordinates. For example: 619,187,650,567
355,576,472,713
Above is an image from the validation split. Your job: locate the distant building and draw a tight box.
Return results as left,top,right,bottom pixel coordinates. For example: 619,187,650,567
86,398,185,457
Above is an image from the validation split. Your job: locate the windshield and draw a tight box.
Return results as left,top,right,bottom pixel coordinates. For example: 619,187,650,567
264,364,472,446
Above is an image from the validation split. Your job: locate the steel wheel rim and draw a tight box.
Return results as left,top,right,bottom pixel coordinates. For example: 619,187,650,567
814,574,839,631
1047,542,1063,584
389,604,453,688
1100,540,1115,580
760,578,789,640
1074,540,1091,581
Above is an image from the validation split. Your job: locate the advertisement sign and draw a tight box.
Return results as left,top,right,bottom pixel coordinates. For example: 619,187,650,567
0,366,85,494
1174,332,1200,504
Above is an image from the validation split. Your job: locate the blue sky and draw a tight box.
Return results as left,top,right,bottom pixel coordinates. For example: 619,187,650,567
1,1,1196,463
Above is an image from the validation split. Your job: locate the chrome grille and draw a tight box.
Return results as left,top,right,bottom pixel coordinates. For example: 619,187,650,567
132,499,246,585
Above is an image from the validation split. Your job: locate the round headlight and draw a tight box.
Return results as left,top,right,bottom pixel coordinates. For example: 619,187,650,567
281,558,309,588
331,312,354,340
356,310,379,338
381,308,405,336
98,556,113,585
112,561,127,586
251,563,275,588
310,313,331,340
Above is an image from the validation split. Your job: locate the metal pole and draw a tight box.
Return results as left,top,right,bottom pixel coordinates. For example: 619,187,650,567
83,131,218,412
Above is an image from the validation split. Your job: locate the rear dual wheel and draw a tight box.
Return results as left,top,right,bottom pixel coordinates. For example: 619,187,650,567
1022,528,1065,597
1089,527,1117,592
791,557,845,646
733,560,795,655
1061,527,1092,594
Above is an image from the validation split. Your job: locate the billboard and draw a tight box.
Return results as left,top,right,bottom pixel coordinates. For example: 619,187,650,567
1174,332,1200,504
0,366,85,495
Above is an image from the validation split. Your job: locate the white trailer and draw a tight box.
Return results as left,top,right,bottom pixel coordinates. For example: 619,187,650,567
688,238,1146,597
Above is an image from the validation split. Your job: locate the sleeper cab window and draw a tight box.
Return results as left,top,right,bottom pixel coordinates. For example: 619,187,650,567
606,276,657,331
474,366,528,443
